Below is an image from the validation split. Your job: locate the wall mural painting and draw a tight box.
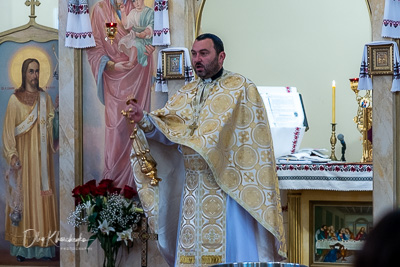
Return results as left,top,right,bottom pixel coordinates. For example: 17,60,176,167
0,40,59,260
84,0,156,188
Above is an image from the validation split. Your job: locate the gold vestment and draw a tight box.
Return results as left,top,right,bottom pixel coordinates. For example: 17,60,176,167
133,70,287,265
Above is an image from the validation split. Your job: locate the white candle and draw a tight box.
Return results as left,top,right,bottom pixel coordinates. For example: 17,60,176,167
332,80,336,124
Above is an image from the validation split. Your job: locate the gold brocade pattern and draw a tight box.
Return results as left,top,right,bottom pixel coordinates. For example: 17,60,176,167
147,70,287,258
177,147,226,266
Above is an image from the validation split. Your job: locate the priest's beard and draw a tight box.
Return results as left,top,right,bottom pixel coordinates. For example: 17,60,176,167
195,56,220,79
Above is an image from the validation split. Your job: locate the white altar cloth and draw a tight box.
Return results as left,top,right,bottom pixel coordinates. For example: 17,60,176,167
277,163,372,191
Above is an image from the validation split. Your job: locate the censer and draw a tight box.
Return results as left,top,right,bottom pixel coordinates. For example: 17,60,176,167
121,99,161,186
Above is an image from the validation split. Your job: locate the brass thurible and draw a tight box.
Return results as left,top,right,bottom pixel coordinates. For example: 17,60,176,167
121,108,161,186
330,123,338,161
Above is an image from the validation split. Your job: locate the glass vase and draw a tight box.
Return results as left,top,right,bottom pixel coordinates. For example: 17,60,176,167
99,234,121,267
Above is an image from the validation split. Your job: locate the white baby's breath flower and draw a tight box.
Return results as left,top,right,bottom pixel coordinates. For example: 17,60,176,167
67,203,88,227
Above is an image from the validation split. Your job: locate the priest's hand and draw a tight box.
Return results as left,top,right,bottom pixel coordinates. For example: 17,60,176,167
124,99,144,124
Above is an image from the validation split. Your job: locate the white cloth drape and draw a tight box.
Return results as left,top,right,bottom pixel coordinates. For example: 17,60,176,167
152,0,171,46
382,0,400,38
65,0,95,48
155,47,194,92
277,163,372,191
358,41,400,92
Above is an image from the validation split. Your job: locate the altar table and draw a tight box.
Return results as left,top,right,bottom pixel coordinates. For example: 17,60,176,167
277,163,373,191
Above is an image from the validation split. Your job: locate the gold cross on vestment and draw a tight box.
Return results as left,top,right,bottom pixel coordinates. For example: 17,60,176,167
132,216,158,267
25,0,41,18
189,121,198,136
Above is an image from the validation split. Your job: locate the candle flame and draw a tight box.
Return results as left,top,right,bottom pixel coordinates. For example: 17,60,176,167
332,80,336,88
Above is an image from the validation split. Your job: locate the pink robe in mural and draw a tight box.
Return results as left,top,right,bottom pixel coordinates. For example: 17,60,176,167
87,0,153,188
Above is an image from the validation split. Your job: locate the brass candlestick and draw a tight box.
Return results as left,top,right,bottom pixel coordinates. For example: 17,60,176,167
349,78,372,163
330,123,338,161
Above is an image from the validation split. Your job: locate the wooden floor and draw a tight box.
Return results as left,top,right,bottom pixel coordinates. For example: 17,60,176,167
0,250,59,266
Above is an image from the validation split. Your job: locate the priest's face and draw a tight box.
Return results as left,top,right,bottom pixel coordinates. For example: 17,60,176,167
25,61,40,91
191,38,225,79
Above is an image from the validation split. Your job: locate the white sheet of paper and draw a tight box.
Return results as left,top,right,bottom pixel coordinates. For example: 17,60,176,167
258,86,306,158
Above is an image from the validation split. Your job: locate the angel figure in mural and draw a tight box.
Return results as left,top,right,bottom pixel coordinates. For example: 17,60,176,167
2,58,59,262
87,0,155,188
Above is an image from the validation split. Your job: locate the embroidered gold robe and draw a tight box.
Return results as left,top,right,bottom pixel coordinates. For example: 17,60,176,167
132,70,287,266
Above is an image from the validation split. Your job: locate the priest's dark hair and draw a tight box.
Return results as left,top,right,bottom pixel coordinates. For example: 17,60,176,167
196,33,224,55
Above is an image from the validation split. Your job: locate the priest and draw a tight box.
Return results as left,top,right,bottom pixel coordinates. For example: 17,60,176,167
125,33,287,266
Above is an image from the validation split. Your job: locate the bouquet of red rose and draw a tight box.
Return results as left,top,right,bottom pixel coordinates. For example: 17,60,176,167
68,179,143,267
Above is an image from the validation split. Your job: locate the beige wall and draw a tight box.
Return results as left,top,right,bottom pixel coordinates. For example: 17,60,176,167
0,1,58,32
1,1,372,163
201,0,372,163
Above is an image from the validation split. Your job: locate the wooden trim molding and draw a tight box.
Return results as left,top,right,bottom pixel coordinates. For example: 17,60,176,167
288,192,302,264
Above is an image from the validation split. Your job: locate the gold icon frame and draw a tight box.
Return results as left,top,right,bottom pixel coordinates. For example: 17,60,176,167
367,43,394,75
162,50,185,79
